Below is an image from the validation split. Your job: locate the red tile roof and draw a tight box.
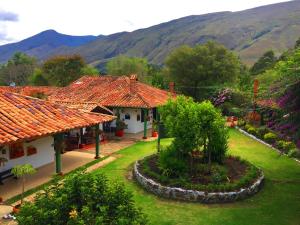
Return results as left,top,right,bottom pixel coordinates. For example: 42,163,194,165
0,92,115,145
50,100,113,114
49,75,174,108
0,86,60,98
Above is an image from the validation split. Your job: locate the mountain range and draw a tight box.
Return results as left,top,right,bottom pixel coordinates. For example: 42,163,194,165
0,0,300,67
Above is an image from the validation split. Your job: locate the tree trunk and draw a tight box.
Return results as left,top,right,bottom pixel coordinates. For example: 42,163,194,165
21,176,25,205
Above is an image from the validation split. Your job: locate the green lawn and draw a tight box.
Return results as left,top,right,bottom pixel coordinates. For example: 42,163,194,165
93,129,300,225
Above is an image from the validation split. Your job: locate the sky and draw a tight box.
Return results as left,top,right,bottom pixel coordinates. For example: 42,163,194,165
0,0,291,45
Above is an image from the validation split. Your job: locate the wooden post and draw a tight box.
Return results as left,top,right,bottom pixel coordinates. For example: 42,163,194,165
143,109,148,139
95,125,100,159
54,133,64,175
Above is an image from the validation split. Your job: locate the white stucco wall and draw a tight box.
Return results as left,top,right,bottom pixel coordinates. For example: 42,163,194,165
0,136,54,172
112,108,153,133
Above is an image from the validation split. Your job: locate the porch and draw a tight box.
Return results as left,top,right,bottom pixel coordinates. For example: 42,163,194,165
0,129,155,201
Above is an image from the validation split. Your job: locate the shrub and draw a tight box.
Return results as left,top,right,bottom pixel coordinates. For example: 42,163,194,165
17,171,147,225
257,126,269,138
158,145,188,177
288,148,300,158
245,124,252,130
276,140,296,153
237,119,246,127
264,132,278,143
211,165,227,184
247,127,257,136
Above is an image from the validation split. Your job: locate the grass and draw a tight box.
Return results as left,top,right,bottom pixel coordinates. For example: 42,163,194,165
92,129,300,225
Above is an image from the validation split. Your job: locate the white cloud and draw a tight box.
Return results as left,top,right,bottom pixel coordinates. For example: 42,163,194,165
0,0,291,45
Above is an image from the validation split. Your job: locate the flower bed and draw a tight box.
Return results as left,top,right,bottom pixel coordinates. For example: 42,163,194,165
134,155,264,203
237,119,300,160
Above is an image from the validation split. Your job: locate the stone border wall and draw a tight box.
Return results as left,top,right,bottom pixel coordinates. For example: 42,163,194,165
134,160,264,203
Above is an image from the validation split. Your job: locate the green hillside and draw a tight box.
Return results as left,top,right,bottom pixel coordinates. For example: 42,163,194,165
58,0,300,66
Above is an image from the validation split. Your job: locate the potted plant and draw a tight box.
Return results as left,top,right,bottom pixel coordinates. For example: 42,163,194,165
152,120,158,137
115,120,127,137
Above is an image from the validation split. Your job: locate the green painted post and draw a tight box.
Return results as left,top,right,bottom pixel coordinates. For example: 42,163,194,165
143,109,148,139
157,112,161,152
54,133,64,175
95,125,100,159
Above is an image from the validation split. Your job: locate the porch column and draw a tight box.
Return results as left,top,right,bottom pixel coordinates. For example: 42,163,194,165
54,133,64,175
95,124,100,159
79,128,84,144
157,112,161,152
143,108,148,139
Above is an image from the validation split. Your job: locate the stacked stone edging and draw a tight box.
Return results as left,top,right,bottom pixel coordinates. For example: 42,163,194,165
134,160,264,203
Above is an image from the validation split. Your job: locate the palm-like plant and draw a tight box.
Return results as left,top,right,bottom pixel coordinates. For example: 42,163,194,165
12,164,36,204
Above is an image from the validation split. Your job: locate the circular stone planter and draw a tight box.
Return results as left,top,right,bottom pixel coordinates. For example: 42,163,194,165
133,160,264,203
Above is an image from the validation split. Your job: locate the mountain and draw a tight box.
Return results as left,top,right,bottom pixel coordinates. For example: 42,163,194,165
1,1,300,66
0,30,99,63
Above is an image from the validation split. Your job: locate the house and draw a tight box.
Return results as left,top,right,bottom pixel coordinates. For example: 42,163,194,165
0,91,115,180
49,75,174,137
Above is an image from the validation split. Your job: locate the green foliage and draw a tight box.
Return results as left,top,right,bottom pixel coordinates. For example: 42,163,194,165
257,126,269,138
106,55,149,81
165,41,241,100
0,52,36,85
16,171,147,225
250,50,277,75
158,145,188,177
80,65,100,75
276,140,296,153
42,55,85,87
28,68,49,86
116,119,127,131
263,132,278,143
288,148,300,158
159,96,228,173
12,164,36,178
247,127,257,136
237,119,246,127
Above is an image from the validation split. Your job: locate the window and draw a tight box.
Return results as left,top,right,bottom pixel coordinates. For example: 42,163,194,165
125,113,130,120
9,143,24,159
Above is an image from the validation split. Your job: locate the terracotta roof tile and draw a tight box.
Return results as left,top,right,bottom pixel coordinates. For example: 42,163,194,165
0,92,115,145
49,75,174,108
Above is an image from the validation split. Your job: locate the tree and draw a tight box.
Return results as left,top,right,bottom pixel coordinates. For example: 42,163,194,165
165,41,241,100
0,52,36,85
28,68,49,86
17,171,147,225
42,55,85,87
295,37,300,49
106,55,149,81
11,164,36,204
250,50,277,75
159,96,228,175
80,65,100,75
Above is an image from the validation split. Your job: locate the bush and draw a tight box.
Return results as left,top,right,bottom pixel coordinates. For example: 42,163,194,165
276,140,296,153
257,126,269,138
288,148,300,158
237,119,246,127
158,145,188,177
211,165,227,184
247,127,257,136
264,132,278,143
17,171,147,225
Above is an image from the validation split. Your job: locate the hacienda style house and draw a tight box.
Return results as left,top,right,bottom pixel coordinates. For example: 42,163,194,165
48,75,174,138
0,74,173,183
0,91,115,183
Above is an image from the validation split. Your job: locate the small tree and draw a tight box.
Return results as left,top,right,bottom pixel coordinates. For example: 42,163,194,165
12,164,36,204
159,96,228,175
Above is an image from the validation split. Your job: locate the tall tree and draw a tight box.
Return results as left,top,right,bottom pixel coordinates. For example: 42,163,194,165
0,52,36,86
42,55,85,87
250,50,277,75
106,55,149,81
165,41,241,100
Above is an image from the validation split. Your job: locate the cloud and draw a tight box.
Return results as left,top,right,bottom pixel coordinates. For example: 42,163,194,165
0,10,18,22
